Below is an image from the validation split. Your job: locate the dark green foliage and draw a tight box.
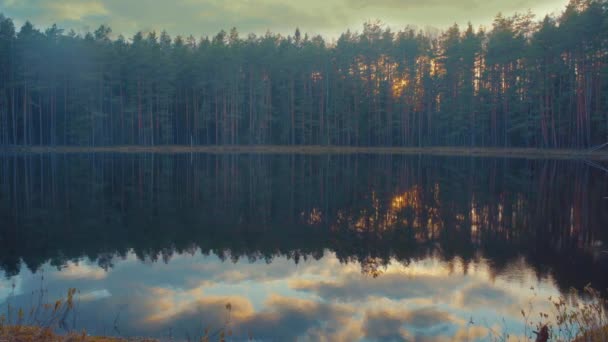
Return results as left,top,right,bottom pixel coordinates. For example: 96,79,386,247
0,0,607,148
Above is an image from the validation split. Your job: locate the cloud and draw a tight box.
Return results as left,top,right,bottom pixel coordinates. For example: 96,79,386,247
0,0,570,38
120,288,358,341
238,295,357,341
55,262,108,280
2,0,18,7
290,272,467,301
139,287,255,327
456,283,517,309
340,0,569,30
363,309,412,341
345,0,567,13
453,325,490,342
79,289,112,301
46,1,108,21
346,0,478,10
362,307,459,341
404,307,455,329
362,307,493,341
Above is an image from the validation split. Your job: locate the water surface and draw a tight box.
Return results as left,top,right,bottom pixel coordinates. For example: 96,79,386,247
1,154,607,341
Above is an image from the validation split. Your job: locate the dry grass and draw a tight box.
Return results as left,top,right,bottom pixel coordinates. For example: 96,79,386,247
513,285,608,342
572,326,608,342
0,325,157,342
2,145,608,160
1,288,157,342
552,286,608,342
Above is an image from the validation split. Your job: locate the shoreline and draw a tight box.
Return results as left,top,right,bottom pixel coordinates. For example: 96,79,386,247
1,145,608,160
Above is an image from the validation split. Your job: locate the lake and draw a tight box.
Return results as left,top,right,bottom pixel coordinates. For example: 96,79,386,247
1,153,607,341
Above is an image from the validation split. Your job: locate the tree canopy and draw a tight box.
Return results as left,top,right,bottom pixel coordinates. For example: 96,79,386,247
0,0,607,148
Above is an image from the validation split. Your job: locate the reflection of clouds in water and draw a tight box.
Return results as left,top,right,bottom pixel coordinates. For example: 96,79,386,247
0,270,25,301
291,272,467,302
0,251,561,341
97,287,357,341
363,309,412,341
237,295,355,341
140,290,254,331
363,307,457,341
361,307,493,342
56,262,108,280
456,283,517,309
403,307,456,329
0,279,14,302
79,289,112,302
453,325,491,342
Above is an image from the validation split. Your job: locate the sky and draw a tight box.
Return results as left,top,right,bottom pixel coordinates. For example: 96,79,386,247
1,0,570,39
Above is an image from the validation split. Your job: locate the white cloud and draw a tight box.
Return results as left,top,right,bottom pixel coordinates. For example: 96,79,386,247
55,261,108,280
2,0,18,7
79,288,112,301
1,0,570,38
47,0,108,21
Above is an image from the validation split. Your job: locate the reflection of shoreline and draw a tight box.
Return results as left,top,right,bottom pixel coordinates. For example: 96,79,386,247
1,155,607,296
2,145,608,160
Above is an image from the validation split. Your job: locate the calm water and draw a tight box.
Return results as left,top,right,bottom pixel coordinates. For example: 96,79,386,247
0,153,607,341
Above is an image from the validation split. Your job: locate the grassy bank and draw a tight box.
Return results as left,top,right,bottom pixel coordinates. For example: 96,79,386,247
2,145,608,160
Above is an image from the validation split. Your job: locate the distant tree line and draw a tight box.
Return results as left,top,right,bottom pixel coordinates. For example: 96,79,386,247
0,0,607,148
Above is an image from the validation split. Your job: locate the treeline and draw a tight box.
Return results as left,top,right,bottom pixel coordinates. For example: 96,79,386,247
0,0,607,148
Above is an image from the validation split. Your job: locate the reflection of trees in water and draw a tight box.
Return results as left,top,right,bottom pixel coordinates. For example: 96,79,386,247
0,154,607,293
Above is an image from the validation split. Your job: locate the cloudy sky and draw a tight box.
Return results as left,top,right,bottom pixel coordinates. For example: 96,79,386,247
1,0,569,38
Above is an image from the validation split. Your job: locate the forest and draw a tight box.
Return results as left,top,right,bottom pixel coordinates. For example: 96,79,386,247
0,0,607,148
